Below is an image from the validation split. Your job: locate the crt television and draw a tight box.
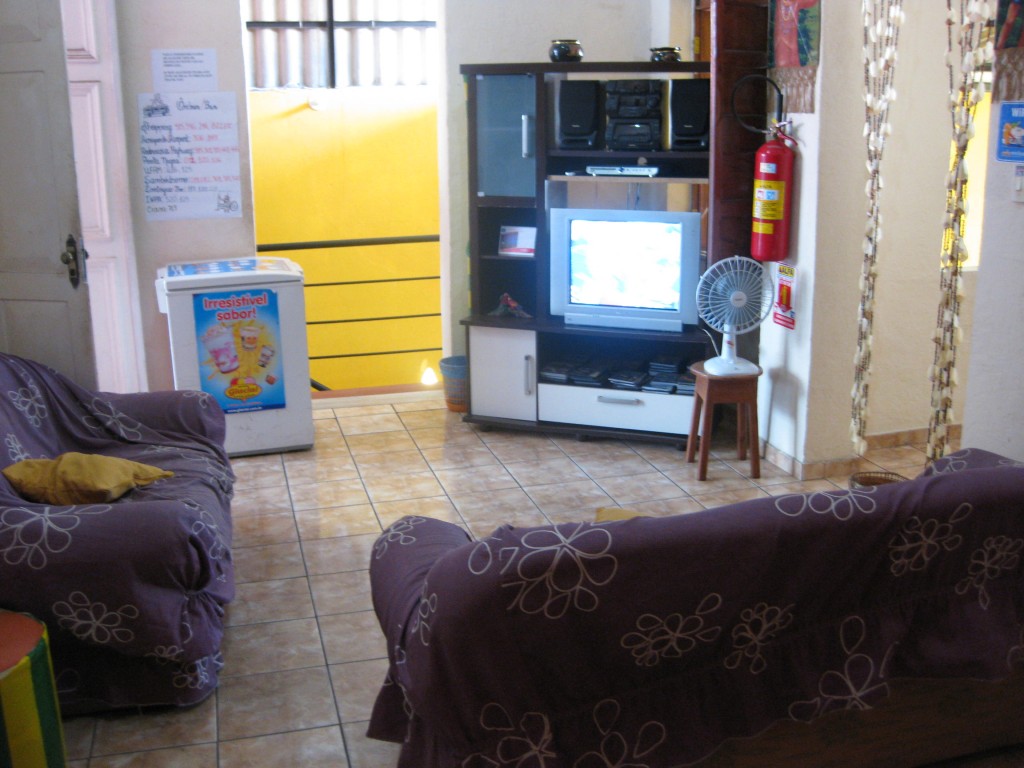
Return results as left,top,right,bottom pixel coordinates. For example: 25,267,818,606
549,207,701,332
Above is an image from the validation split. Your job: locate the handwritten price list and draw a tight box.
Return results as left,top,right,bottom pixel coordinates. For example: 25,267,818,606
138,92,242,221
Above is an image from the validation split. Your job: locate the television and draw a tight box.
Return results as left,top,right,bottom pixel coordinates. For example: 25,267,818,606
549,207,701,332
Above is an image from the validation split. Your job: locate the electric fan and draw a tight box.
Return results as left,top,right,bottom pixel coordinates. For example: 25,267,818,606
695,255,773,375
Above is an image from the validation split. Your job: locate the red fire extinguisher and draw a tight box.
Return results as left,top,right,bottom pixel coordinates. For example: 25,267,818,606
750,125,797,262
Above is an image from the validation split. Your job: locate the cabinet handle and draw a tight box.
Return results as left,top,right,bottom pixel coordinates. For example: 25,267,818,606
597,395,642,406
521,114,532,158
524,354,534,396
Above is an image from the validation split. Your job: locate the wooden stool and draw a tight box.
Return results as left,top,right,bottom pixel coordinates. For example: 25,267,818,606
686,360,763,480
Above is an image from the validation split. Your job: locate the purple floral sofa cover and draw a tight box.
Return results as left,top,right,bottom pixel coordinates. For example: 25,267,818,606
368,448,1024,767
0,353,234,715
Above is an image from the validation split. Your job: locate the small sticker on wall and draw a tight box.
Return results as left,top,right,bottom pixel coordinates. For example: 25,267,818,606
773,262,796,330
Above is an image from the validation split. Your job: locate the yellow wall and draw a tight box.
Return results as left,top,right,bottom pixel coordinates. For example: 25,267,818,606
248,87,441,390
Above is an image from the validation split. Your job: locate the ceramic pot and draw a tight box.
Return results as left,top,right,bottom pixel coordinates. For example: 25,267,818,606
650,47,682,63
549,40,583,63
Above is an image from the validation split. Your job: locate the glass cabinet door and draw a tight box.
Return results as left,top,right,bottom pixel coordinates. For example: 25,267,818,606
475,74,537,198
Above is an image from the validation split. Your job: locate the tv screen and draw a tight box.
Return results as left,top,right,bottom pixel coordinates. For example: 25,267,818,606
568,219,682,312
549,208,700,332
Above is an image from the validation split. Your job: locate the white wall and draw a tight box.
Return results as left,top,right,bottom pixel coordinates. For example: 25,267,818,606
962,116,1024,461
438,1,679,354
115,2,255,390
759,2,975,466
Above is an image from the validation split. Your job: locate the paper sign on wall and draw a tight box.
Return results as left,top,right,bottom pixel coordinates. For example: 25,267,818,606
773,262,796,330
152,49,218,93
139,91,242,221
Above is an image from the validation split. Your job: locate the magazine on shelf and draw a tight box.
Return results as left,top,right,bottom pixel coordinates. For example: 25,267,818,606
498,226,536,257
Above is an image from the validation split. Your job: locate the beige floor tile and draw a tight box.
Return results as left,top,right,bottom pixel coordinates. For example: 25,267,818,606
62,717,95,761
724,457,792,484
91,695,216,755
230,484,294,519
595,471,688,504
342,721,403,768
332,404,396,417
421,442,500,471
355,448,431,477
295,503,381,540
217,667,338,741
319,609,388,665
282,440,351,464
302,533,380,575
221,617,325,677
397,408,456,430
284,455,360,486
663,463,757,496
290,478,371,511
86,743,217,768
232,510,299,548
434,464,519,495
449,487,548,536
345,431,419,456
230,454,286,490
226,576,314,626
570,452,657,478
232,542,306,584
503,456,590,486
407,424,485,449
549,436,636,458
391,396,446,412
310,570,374,616
362,470,445,503
484,436,567,463
373,496,463,529
523,479,613,516
219,726,349,768
329,659,390,724
337,413,407,436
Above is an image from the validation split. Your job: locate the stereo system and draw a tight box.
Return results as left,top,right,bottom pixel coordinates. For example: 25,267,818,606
556,78,710,152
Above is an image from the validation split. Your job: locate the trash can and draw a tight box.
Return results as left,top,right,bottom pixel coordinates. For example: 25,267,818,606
439,355,468,413
156,257,314,456
0,611,66,768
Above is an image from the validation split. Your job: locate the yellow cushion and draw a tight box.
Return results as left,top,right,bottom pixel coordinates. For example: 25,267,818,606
2,452,173,505
594,506,645,522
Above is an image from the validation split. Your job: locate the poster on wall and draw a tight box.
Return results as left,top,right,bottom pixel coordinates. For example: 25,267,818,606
138,91,242,220
773,262,796,329
193,286,285,414
996,101,1024,162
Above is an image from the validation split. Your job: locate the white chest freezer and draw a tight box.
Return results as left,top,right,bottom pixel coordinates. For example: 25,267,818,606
156,257,314,456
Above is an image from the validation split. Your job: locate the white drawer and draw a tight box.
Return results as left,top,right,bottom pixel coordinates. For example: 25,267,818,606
538,383,693,436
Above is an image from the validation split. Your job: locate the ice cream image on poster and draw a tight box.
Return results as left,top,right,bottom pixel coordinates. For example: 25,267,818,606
193,288,286,413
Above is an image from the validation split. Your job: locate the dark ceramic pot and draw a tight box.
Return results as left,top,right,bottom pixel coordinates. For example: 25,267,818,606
650,47,682,63
549,39,583,63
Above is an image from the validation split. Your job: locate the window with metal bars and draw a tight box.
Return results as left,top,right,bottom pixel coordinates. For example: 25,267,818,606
242,0,438,88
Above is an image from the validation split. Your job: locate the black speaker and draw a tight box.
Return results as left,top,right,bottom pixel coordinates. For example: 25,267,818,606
670,79,711,149
557,80,602,149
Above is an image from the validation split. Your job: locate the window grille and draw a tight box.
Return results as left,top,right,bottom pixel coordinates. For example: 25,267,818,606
242,0,438,88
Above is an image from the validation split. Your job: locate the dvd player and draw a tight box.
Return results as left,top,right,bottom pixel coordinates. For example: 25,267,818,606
585,165,659,177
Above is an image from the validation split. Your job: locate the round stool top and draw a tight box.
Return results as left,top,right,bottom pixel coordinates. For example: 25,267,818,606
0,610,46,671
689,360,763,379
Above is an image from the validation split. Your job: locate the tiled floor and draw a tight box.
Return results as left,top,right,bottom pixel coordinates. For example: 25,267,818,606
61,391,954,767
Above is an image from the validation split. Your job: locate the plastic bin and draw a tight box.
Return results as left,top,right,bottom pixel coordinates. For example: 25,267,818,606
439,355,468,413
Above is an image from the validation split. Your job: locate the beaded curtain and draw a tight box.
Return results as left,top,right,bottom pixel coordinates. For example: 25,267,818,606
852,1,993,461
851,0,905,457
926,1,994,461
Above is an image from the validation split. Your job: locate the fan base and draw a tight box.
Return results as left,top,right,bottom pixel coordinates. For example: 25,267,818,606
703,356,761,376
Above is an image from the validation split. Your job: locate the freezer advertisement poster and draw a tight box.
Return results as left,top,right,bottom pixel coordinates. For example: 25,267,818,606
193,288,285,413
